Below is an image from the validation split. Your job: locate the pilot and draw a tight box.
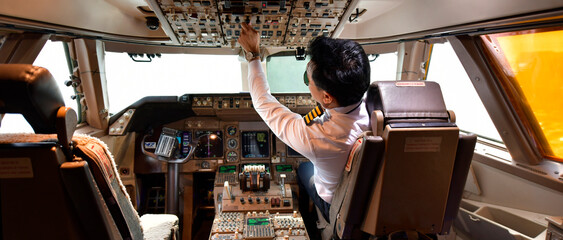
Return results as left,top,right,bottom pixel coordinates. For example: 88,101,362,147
238,23,371,222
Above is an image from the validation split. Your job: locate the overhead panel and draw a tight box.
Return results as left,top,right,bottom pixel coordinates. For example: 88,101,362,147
156,0,353,48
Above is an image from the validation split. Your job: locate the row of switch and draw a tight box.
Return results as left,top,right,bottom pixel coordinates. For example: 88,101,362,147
237,197,290,207
239,196,267,204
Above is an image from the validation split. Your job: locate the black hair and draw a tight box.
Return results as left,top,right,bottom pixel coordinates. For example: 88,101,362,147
307,36,370,107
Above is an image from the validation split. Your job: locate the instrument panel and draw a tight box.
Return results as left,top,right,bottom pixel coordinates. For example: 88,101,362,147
137,93,312,183
154,117,303,185
132,92,314,239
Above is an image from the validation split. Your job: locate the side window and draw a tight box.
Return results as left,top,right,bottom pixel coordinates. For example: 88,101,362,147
0,40,74,133
426,41,502,142
482,27,563,162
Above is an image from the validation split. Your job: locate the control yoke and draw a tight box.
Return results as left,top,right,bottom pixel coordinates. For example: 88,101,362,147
141,127,196,163
140,127,220,216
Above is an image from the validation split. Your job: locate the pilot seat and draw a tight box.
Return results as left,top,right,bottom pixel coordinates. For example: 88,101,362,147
0,64,178,240
316,81,477,239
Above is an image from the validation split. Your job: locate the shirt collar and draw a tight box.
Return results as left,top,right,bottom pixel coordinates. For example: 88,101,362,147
330,100,363,114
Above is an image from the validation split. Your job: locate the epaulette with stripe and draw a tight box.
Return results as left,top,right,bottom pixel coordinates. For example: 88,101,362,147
303,105,324,126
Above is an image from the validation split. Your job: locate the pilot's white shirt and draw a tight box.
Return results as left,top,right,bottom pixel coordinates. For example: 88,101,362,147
248,60,370,203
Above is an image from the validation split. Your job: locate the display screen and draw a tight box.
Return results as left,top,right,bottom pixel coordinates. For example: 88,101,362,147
219,165,236,173
275,164,293,172
194,130,223,158
287,146,303,157
247,218,269,226
180,131,192,158
241,131,269,158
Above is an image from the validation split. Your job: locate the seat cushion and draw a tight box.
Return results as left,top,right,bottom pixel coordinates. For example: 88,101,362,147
140,214,179,240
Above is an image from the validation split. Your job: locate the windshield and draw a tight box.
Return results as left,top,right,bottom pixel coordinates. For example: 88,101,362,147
105,53,242,113
105,49,402,114
105,52,321,114
266,55,310,93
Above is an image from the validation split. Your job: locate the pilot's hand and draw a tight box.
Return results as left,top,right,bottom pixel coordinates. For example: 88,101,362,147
238,22,260,53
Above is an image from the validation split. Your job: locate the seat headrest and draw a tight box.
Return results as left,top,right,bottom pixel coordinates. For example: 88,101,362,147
0,64,65,134
366,81,449,123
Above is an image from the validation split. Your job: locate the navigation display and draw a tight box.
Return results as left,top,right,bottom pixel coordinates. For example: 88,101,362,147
241,131,269,158
194,130,223,158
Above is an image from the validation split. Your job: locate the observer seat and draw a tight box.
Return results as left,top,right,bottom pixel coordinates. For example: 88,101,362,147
0,64,178,240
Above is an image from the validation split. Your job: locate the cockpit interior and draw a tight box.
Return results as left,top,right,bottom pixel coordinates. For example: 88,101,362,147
0,0,562,240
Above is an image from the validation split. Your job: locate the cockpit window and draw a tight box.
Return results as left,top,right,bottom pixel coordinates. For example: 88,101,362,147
427,41,503,142
264,51,398,94
369,52,398,82
482,27,563,162
105,52,242,114
266,55,310,93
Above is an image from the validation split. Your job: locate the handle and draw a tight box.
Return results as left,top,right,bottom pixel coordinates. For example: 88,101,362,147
468,215,481,222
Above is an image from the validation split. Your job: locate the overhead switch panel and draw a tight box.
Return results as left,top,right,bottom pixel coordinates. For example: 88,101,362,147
156,0,353,48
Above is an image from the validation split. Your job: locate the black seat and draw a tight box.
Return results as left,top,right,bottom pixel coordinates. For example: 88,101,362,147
0,64,178,240
319,81,476,239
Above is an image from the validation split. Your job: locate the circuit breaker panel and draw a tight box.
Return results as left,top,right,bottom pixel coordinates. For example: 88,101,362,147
154,0,353,48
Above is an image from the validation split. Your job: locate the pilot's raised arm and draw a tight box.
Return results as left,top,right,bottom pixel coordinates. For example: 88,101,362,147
238,22,371,222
